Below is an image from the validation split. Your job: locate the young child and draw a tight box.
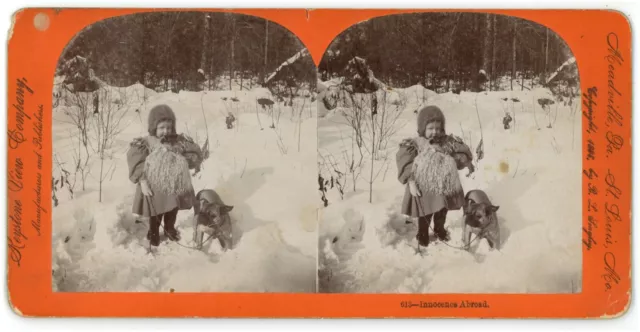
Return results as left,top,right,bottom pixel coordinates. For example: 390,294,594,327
127,104,203,246
396,105,474,247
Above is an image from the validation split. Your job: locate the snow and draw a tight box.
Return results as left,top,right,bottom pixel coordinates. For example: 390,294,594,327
400,84,438,107
53,69,582,294
318,84,582,294
52,78,317,293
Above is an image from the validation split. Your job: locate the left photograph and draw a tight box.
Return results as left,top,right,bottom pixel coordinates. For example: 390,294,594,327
51,11,318,292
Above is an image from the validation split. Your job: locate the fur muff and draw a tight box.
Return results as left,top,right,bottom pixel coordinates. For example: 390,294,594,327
144,143,193,196
411,136,464,197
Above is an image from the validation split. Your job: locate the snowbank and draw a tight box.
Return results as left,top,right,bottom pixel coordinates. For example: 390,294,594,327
318,87,582,294
52,81,318,292
399,84,438,103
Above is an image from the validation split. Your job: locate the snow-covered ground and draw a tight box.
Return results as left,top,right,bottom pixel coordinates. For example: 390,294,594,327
52,81,318,293
318,83,582,294
51,73,582,294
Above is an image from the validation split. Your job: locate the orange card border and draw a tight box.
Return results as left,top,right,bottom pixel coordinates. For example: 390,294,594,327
6,8,632,318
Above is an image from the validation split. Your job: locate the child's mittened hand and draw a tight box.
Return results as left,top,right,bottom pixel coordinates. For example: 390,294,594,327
140,180,153,197
433,144,445,153
466,163,476,177
409,180,421,197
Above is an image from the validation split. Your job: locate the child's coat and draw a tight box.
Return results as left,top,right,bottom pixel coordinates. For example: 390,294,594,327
126,104,203,218
396,105,472,218
127,134,202,218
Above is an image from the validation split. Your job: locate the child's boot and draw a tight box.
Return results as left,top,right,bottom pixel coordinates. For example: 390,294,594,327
147,217,161,246
163,209,181,242
416,215,431,246
433,209,450,242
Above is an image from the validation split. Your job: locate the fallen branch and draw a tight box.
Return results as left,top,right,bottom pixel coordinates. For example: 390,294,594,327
264,48,310,85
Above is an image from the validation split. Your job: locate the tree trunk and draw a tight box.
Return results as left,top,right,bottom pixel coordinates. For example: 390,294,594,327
369,108,375,204
209,19,215,91
520,42,525,91
228,13,235,90
453,68,456,91
263,20,269,83
511,19,517,91
274,31,280,79
544,27,549,84
421,16,428,87
171,66,175,92
446,13,461,92
556,39,562,75
99,157,103,203
491,15,497,91
471,13,479,91
200,13,210,75
482,13,492,75
198,14,210,91
447,50,452,92
139,15,147,85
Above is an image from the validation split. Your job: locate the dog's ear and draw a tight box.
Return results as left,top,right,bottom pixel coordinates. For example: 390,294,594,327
221,205,234,213
489,205,500,213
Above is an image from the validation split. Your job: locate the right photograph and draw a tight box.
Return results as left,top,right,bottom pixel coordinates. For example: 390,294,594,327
317,12,582,294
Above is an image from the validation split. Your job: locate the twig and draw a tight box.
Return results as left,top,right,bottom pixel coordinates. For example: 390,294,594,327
107,161,118,181
371,153,390,183
240,158,247,178
531,94,541,129
571,106,576,150
458,122,471,147
272,127,288,155
551,136,561,154
474,93,484,143
318,150,346,199
382,159,390,181
255,100,264,130
200,92,211,152
297,96,307,152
